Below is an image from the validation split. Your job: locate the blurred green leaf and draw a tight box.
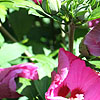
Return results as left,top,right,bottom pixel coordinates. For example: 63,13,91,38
0,43,27,64
17,78,31,94
88,6,100,21
89,61,100,68
78,0,84,4
0,1,18,9
0,1,19,22
0,62,11,68
18,96,28,100
0,33,4,47
33,54,57,79
34,76,51,100
9,9,34,40
90,0,96,7
76,10,87,17
43,47,51,56
28,8,44,17
0,4,7,22
12,0,47,17
17,78,39,100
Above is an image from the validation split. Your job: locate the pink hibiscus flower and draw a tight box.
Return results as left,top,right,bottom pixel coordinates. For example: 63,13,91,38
32,0,42,4
0,63,38,99
88,18,100,28
45,48,100,100
84,23,100,56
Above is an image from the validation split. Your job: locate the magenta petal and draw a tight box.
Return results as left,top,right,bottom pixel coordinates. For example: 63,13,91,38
33,0,42,4
45,73,69,100
45,48,100,100
66,59,99,93
57,48,78,79
84,23,100,56
15,63,39,80
45,96,69,100
88,18,100,27
51,71,57,82
84,80,100,100
0,63,38,99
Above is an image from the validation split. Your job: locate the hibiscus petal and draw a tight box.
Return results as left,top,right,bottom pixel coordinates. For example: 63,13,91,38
88,18,100,27
15,63,39,80
45,73,69,100
66,59,99,94
84,80,100,100
46,48,100,100
58,48,78,79
33,0,42,4
84,23,100,56
46,96,68,100
0,63,38,99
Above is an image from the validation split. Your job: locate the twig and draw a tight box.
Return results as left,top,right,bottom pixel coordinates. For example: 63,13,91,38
0,22,34,61
68,22,75,53
0,23,17,42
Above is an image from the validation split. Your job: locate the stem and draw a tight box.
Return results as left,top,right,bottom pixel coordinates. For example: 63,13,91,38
68,22,75,53
61,20,66,45
0,23,17,42
0,22,34,61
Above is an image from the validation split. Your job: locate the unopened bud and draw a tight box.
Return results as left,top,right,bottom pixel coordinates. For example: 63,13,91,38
42,0,61,14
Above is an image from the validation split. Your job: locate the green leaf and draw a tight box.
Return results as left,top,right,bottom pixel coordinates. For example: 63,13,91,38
18,96,28,100
9,9,34,40
0,1,18,9
89,61,100,69
90,0,96,7
76,10,87,17
16,78,39,100
13,0,46,15
16,78,31,94
34,76,51,100
0,43,27,64
33,54,57,79
0,4,7,22
28,8,44,17
0,33,4,47
0,62,11,68
78,0,84,4
88,6,100,21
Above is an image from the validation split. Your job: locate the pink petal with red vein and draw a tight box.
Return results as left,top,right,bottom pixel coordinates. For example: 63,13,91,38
66,59,99,93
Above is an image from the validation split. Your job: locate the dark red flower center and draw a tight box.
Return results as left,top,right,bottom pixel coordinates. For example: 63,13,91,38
58,85,70,97
71,88,84,98
58,86,84,99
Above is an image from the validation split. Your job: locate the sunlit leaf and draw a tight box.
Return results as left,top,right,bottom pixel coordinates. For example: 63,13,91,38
89,61,100,69
17,78,39,100
0,33,4,47
33,54,57,79
0,4,7,22
88,6,100,21
0,43,27,64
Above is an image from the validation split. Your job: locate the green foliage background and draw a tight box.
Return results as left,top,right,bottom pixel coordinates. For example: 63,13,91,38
0,0,100,100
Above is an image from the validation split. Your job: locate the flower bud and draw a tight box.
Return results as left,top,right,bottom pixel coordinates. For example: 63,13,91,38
42,0,61,14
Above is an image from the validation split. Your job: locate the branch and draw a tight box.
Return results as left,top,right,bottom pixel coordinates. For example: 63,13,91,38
68,22,75,53
0,22,34,61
